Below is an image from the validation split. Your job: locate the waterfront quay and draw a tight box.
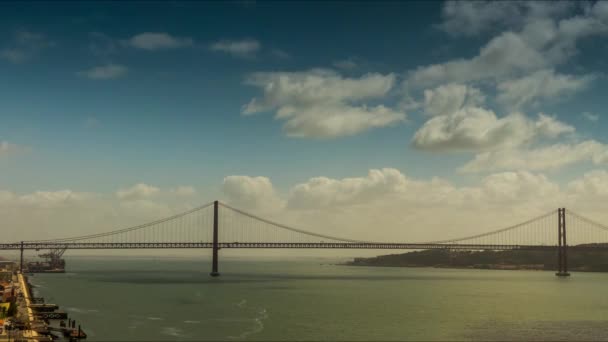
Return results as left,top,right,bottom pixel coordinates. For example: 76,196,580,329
0,261,86,341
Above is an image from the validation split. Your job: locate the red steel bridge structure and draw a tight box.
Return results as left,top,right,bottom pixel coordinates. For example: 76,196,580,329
3,202,608,277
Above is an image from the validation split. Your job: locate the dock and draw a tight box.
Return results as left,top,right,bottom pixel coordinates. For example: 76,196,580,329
1,270,87,341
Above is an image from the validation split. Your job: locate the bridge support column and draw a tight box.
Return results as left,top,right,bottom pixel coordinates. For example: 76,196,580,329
210,200,220,277
556,208,570,277
20,241,24,273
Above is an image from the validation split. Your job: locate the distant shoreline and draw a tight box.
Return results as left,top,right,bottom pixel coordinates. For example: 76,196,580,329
341,263,554,272
342,248,608,273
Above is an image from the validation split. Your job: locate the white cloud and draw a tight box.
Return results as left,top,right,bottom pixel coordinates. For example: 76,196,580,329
568,170,608,197
497,69,594,108
118,199,172,219
5,168,608,244
412,107,573,152
0,29,54,63
333,58,358,70
19,190,92,208
583,111,599,122
78,64,128,80
172,186,196,196
534,113,575,138
408,31,547,87
278,103,405,138
116,183,160,200
127,32,193,50
242,69,405,138
423,83,485,116
460,140,608,173
479,171,559,202
288,168,408,209
222,175,284,213
0,186,203,242
410,4,608,88
210,39,260,58
439,1,576,37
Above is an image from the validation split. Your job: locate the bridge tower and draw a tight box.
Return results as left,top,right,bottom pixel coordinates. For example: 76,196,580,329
556,208,570,277
210,200,220,277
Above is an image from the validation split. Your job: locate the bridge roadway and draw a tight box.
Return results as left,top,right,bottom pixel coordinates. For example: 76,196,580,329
1,242,607,251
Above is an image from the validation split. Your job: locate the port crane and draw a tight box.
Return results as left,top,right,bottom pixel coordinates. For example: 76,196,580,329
27,245,67,272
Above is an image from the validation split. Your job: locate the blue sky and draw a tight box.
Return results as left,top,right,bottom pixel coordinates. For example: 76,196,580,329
2,1,608,241
0,1,453,193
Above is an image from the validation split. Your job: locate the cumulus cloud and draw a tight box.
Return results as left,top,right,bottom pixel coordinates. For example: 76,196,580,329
412,107,573,152
279,169,568,241
460,140,608,173
497,69,594,108
172,186,196,196
5,169,608,244
19,190,92,208
479,171,559,202
116,183,160,200
222,175,284,213
568,170,608,197
242,69,405,138
78,64,128,80
210,39,260,58
408,31,547,88
439,1,576,37
126,32,193,50
0,29,54,63
410,2,608,88
423,83,485,116
288,168,408,209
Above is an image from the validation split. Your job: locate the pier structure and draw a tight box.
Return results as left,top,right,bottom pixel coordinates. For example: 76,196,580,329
16,272,44,340
6,272,86,341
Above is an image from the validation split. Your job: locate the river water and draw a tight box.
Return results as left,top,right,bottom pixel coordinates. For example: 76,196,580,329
28,256,608,341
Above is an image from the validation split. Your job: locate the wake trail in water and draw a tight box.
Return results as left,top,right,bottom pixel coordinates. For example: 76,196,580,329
228,308,269,339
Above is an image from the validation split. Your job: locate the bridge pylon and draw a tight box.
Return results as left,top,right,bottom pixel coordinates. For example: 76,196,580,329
210,200,220,277
556,208,570,277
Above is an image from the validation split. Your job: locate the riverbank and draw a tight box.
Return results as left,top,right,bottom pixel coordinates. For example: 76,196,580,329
0,262,86,341
344,248,608,272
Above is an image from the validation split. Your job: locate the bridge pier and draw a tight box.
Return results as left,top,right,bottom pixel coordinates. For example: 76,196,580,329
20,241,24,273
210,200,220,277
556,208,570,277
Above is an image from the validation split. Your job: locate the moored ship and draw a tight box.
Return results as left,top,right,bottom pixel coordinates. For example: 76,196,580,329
26,247,67,273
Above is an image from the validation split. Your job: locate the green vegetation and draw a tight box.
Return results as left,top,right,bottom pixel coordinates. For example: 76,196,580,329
347,248,608,272
0,303,12,318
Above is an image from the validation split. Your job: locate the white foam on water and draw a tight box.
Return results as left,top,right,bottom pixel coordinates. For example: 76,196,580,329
162,327,184,337
183,320,200,324
236,299,247,308
66,307,99,314
228,308,269,339
147,317,164,321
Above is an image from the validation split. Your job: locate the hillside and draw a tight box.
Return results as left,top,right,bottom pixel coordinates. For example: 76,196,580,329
346,248,608,272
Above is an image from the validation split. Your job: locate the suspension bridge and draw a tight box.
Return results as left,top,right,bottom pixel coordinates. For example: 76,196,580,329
3,201,608,277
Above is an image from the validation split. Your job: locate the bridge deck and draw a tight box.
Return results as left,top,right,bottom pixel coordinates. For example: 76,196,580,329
1,242,606,251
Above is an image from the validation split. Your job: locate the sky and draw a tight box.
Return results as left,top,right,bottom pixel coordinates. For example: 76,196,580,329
2,1,608,246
